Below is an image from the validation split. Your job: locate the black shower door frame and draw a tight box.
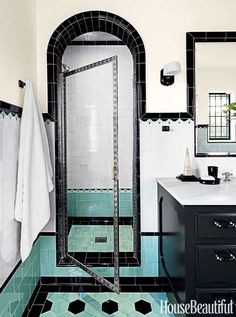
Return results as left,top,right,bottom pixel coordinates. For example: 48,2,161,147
58,56,120,292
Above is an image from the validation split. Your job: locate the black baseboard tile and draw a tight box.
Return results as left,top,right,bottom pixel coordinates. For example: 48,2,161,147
39,232,56,236
22,281,41,317
40,276,170,290
141,232,160,236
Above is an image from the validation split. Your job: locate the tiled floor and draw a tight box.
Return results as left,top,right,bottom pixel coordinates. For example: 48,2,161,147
68,225,133,252
39,292,174,316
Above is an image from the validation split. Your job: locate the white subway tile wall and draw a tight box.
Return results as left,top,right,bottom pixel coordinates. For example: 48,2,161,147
63,46,133,189
42,121,56,232
0,114,20,288
0,115,55,287
140,119,236,232
2,113,236,289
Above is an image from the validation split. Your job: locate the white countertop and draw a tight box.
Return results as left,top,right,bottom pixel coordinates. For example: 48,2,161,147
156,177,236,206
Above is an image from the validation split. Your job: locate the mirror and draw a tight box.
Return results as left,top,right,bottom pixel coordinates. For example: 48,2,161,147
187,32,236,156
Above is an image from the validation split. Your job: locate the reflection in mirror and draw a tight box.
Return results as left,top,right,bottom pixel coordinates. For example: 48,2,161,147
195,42,236,155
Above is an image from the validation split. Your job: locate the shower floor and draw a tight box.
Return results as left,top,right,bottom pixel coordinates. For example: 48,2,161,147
36,292,174,316
68,225,133,252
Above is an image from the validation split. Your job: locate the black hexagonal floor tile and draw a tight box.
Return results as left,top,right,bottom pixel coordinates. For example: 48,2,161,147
68,299,85,314
102,299,118,315
42,300,53,313
135,300,152,315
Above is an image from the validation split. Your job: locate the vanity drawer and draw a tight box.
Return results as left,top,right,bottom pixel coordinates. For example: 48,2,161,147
196,245,236,284
197,213,236,240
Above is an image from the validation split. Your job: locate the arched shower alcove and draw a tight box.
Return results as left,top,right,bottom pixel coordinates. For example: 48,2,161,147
47,11,146,291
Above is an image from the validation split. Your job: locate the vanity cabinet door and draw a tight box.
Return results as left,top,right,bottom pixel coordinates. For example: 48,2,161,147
196,245,236,284
197,213,236,240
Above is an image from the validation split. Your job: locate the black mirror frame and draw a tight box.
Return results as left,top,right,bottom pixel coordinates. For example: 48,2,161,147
186,31,236,157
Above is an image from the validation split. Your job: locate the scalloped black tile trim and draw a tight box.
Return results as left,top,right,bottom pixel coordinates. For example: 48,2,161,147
0,100,22,116
0,100,55,121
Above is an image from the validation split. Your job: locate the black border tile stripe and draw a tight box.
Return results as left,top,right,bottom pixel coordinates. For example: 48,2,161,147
68,252,140,267
0,100,22,116
0,99,55,121
68,216,133,227
141,232,161,236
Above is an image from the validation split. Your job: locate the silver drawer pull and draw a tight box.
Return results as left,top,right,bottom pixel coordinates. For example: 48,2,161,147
213,250,236,262
212,219,236,229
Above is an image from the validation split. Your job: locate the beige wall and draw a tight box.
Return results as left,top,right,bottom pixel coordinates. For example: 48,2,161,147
2,0,236,112
36,0,236,113
0,0,37,108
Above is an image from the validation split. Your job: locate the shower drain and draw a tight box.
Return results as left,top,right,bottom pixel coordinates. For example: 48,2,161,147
95,237,107,243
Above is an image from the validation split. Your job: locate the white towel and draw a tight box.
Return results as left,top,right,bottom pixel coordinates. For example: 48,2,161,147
15,80,53,262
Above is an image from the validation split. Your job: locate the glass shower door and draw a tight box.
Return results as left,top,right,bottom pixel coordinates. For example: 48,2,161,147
60,56,119,292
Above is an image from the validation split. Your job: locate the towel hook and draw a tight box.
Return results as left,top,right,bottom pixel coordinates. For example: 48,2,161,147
18,80,26,89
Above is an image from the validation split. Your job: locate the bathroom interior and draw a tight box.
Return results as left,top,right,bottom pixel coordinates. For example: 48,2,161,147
1,1,236,317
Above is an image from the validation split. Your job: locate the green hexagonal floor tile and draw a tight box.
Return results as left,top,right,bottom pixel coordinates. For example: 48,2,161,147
57,312,73,317
39,292,174,317
74,311,93,317
119,298,135,314
41,311,57,317
51,299,69,313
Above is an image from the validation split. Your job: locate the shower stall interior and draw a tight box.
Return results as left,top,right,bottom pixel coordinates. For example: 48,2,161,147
59,32,139,292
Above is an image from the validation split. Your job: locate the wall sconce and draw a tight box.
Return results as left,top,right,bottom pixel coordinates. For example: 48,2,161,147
160,61,181,86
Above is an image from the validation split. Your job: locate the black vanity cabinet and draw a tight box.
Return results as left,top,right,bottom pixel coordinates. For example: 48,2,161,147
158,181,236,315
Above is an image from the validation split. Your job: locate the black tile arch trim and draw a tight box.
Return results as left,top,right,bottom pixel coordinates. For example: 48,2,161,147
47,10,146,117
0,99,55,121
48,11,143,271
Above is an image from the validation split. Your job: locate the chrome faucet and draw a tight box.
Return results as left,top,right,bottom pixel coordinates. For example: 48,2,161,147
222,172,233,182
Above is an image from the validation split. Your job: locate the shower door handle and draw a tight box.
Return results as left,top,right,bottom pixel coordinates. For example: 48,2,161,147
112,166,115,180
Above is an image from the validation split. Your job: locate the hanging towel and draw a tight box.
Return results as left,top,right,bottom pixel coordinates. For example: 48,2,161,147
15,80,53,262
